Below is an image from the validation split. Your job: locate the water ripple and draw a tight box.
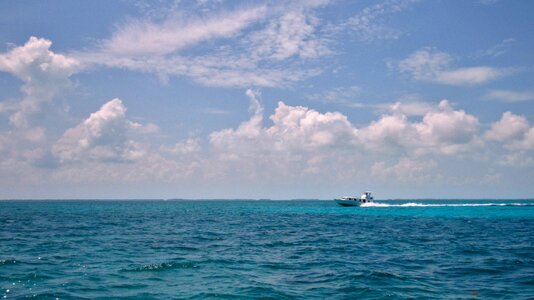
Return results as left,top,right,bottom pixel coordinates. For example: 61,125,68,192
0,200,533,299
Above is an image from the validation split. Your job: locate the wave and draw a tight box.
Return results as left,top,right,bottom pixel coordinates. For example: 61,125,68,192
360,202,533,208
123,261,198,272
0,259,18,265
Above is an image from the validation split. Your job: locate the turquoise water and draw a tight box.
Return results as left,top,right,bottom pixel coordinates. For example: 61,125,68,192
1,200,533,299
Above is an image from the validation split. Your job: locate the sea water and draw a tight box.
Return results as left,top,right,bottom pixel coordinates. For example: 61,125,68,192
0,200,533,299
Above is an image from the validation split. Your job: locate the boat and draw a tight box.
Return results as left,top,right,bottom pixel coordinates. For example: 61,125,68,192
335,191,373,206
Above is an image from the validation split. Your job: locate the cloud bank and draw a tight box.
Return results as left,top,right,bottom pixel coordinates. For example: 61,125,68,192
1,88,533,197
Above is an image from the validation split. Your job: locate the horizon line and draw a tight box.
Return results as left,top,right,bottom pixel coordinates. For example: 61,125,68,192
1,198,533,201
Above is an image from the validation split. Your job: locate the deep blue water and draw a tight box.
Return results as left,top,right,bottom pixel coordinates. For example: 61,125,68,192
1,200,533,299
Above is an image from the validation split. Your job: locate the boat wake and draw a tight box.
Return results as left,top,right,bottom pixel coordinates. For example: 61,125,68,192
360,202,533,208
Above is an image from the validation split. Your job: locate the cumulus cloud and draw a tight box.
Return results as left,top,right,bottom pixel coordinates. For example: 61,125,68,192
0,37,83,169
206,91,486,183
209,89,265,151
3,89,533,196
485,111,529,142
0,37,80,128
208,89,360,179
514,129,534,151
53,98,155,163
360,100,480,155
359,114,415,152
414,100,480,154
397,47,510,86
484,111,534,152
208,89,271,176
266,101,359,151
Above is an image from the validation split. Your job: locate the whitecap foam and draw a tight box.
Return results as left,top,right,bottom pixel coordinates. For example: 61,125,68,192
360,202,531,208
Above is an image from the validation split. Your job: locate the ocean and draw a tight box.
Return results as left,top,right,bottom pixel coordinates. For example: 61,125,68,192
1,200,533,299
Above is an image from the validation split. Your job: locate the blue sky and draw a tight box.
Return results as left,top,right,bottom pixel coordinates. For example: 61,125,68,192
0,0,533,199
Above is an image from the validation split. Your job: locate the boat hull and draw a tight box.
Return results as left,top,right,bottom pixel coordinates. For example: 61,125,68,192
335,199,362,207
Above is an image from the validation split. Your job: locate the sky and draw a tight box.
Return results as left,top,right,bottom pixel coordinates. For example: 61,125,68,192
0,0,533,199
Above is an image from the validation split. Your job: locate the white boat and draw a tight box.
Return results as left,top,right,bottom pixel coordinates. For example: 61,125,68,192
335,191,373,206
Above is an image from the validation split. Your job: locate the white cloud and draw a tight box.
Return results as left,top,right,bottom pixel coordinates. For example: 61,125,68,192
161,138,201,156
341,0,418,41
203,93,488,187
0,37,80,128
498,152,534,168
102,6,267,56
510,128,534,151
71,0,420,90
72,1,419,89
484,111,534,151
53,98,154,163
181,56,323,88
485,111,529,142
202,108,231,115
306,86,364,107
397,47,452,80
478,38,515,57
484,90,534,102
85,54,319,88
74,2,333,88
3,89,534,197
247,10,330,60
0,125,57,171
414,100,480,154
397,47,509,86
0,37,84,170
266,101,358,151
360,100,480,155
0,37,79,83
207,91,486,184
375,100,435,116
435,67,506,86
359,114,415,152
371,157,437,182
209,89,265,150
208,90,361,179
